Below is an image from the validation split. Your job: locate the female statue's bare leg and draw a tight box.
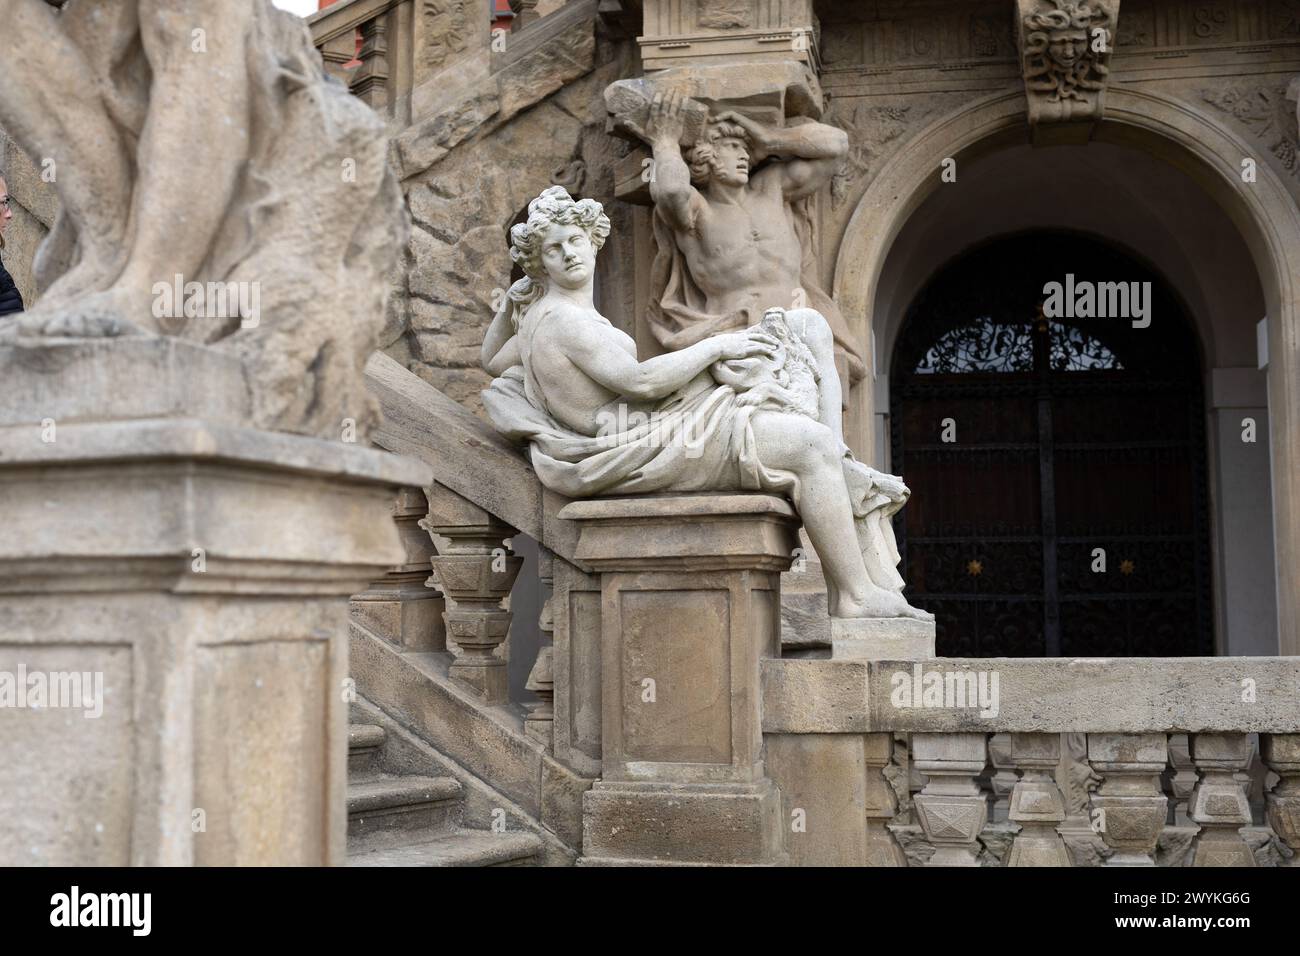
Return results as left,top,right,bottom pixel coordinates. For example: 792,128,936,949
748,410,922,619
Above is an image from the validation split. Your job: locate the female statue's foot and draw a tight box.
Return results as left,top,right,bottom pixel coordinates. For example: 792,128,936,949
832,586,935,622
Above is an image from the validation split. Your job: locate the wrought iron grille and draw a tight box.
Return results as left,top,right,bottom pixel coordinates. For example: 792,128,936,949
889,233,1213,657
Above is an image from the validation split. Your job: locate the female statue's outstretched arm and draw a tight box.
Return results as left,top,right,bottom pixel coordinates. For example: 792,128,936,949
560,320,778,402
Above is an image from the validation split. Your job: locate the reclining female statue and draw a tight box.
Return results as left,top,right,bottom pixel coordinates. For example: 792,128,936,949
481,186,931,622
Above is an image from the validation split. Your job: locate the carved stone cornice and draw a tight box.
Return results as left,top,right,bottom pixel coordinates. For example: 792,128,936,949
1016,0,1119,141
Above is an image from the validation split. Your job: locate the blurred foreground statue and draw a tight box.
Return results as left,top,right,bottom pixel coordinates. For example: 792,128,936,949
0,0,405,438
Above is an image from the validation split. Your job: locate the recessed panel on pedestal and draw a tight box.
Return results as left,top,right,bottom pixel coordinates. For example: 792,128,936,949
619,588,732,765
0,644,134,866
193,640,329,866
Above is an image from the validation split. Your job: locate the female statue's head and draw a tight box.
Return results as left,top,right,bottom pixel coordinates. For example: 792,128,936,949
510,186,611,292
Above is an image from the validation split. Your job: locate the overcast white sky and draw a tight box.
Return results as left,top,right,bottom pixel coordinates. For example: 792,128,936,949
272,0,318,16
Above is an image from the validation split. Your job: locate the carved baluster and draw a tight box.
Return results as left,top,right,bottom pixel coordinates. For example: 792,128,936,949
1007,733,1070,866
912,733,988,866
1262,734,1300,866
350,14,391,112
988,733,1017,823
1188,733,1257,867
351,487,446,651
422,484,522,703
524,548,556,747
864,732,907,866
1164,733,1197,825
1087,733,1168,867
319,30,360,83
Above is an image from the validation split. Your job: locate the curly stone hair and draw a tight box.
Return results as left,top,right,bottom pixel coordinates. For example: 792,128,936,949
686,119,750,184
508,185,610,280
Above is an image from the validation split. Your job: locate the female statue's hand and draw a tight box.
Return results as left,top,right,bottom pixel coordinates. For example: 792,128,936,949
713,329,780,362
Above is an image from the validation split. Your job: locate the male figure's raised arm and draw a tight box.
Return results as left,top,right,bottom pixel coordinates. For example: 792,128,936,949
624,90,707,233
715,111,848,201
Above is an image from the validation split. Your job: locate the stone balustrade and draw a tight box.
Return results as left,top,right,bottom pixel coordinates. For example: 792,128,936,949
763,657,1300,866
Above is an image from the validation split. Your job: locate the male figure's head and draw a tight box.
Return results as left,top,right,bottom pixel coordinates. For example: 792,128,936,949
510,186,611,291
687,119,751,188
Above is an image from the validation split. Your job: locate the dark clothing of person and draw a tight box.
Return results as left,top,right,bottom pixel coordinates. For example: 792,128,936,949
0,254,22,316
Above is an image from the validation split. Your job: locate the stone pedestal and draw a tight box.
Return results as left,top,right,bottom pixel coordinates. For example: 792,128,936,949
831,617,935,661
559,495,798,865
0,339,429,866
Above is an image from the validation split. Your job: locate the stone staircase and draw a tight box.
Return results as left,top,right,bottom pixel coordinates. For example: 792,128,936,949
346,721,544,867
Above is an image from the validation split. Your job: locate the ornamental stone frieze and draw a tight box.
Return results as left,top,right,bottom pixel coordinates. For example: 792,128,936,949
1016,0,1119,140
638,0,820,72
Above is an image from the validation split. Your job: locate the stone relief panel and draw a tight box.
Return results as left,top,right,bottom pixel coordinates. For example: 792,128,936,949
644,0,810,37
423,0,472,72
825,101,925,210
818,0,1300,70
697,0,754,30
1275,0,1300,37
818,1,1021,69
1202,81,1300,178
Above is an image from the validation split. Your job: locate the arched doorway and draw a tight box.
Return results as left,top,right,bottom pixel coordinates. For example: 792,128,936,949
832,88,1300,654
890,233,1212,657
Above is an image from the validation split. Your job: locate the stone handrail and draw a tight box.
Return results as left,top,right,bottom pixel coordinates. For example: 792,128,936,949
364,351,580,565
762,656,1300,866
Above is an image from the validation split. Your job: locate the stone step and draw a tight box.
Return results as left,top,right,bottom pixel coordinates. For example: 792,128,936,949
348,829,543,867
348,723,387,775
347,775,462,847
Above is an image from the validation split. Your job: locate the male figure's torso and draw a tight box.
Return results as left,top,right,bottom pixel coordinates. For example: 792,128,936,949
674,169,803,319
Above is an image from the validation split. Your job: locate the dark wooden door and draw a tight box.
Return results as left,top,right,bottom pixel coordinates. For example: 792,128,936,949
890,233,1212,657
